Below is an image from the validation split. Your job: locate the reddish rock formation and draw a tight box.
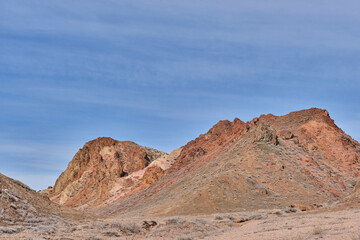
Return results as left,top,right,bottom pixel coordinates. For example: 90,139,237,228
98,108,360,216
48,137,168,207
143,166,165,186
48,108,360,217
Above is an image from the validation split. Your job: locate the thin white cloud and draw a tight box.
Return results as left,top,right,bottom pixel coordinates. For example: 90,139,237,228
0,140,74,156
0,0,359,190
0,140,75,171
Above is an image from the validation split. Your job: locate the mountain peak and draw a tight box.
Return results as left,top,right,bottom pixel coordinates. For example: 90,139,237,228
43,108,360,217
48,138,168,206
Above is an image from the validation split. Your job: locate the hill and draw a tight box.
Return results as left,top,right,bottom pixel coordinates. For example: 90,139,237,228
46,108,360,217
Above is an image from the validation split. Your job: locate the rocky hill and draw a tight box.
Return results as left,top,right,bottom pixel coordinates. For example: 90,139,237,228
47,108,360,217
44,138,171,208
0,173,82,235
99,108,360,216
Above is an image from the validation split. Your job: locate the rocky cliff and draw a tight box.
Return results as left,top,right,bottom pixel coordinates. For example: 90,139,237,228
45,138,170,207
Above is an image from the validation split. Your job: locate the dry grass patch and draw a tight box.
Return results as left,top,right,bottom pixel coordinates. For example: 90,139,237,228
147,217,228,239
352,231,360,240
312,226,323,235
110,222,142,235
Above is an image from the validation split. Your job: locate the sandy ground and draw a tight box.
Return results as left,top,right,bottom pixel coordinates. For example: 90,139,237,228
205,207,360,240
2,206,360,239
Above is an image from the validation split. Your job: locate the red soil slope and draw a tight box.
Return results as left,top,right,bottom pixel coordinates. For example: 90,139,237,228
100,108,360,216
48,108,360,216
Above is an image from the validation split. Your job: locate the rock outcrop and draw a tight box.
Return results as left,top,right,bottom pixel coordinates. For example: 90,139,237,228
48,138,169,207
0,173,76,227
142,166,165,186
97,108,360,216
48,108,360,216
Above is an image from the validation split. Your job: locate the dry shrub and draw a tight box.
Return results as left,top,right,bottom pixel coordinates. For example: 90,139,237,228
176,236,193,240
148,217,226,239
111,222,142,235
224,215,235,220
165,217,186,225
351,231,360,240
103,230,119,237
0,226,24,234
87,237,104,240
313,226,322,235
12,179,33,191
89,221,107,229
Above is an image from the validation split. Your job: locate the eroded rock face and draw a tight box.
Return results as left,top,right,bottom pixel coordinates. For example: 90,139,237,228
0,173,72,227
167,118,246,175
101,108,360,216
143,166,165,186
49,108,360,216
49,138,168,207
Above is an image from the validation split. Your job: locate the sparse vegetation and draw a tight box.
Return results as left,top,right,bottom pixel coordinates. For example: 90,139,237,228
351,231,360,240
0,226,23,234
12,179,33,191
147,217,227,239
176,236,193,240
86,237,104,240
165,217,186,225
312,226,323,235
224,215,235,221
102,230,119,237
1,109,360,240
110,222,142,235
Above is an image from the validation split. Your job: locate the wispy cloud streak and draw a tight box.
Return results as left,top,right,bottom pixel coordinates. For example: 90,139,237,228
0,0,359,189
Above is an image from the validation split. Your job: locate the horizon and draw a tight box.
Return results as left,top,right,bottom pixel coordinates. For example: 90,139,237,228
1,1,359,190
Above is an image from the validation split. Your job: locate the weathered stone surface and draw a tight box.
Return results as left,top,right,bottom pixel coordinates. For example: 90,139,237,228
49,137,168,207
0,173,75,226
47,108,360,217
102,108,360,216
279,130,294,140
143,166,165,186
233,217,249,223
142,220,157,229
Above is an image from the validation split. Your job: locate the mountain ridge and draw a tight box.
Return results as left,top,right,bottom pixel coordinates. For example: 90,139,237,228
42,108,360,217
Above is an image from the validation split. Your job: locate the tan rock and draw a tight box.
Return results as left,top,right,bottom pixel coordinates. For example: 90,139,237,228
143,166,164,185
233,217,249,223
46,108,360,217
104,108,360,216
49,137,168,207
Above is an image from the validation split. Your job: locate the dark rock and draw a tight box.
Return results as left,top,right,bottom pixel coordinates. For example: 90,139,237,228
142,220,157,230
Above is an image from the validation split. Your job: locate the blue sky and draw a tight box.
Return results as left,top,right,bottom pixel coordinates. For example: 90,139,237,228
1,0,359,190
